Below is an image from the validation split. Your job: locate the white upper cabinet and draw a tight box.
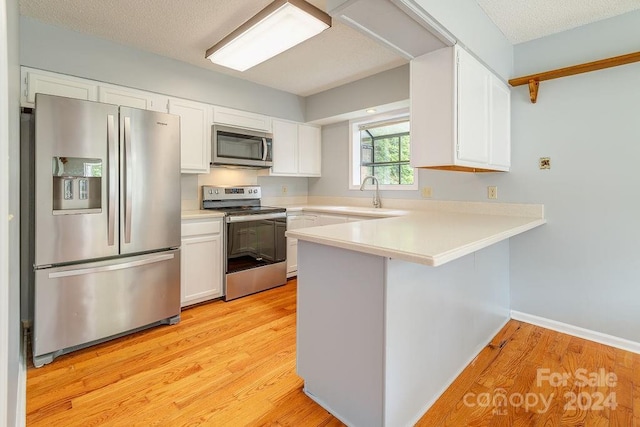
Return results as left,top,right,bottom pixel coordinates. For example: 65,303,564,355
410,45,511,172
98,85,169,113
266,119,322,177
298,124,322,176
22,67,98,107
213,106,272,132
272,119,299,174
168,98,212,174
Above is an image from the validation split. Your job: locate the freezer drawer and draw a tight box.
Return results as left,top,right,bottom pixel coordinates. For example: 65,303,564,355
33,249,180,367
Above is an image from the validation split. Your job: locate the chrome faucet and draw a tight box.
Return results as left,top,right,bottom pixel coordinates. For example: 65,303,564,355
360,175,381,208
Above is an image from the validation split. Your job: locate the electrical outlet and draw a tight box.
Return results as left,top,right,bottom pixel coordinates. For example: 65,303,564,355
281,185,288,194
421,186,432,198
487,186,498,200
539,157,551,169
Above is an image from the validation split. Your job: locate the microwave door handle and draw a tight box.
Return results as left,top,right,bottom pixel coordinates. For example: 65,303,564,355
107,114,116,246
262,137,267,161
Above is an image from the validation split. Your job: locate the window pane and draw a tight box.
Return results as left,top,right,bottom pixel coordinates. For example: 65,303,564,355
365,121,410,137
400,135,410,162
356,116,412,188
400,164,414,185
361,145,372,164
372,165,400,185
373,137,399,163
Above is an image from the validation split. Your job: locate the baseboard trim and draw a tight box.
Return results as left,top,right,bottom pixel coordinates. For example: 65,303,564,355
511,310,640,354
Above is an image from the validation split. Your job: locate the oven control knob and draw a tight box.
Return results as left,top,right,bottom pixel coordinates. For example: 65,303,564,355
208,189,213,194
249,189,254,194
215,189,219,194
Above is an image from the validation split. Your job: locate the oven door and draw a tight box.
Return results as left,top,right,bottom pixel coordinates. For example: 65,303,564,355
225,213,287,300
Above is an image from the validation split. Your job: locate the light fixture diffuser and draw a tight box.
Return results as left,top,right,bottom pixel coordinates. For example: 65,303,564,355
206,0,331,72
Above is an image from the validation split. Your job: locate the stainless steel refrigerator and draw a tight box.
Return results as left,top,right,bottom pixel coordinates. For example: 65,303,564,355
27,94,181,367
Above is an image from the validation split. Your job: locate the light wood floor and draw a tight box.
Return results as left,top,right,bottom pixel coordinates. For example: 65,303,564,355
27,279,640,426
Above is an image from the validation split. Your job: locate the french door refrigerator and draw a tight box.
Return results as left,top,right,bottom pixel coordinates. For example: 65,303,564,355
29,94,181,367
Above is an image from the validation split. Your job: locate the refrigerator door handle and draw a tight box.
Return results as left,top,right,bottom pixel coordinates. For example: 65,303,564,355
48,253,175,279
124,116,133,244
107,114,116,246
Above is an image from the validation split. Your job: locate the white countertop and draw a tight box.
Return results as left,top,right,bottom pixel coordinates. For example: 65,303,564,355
281,205,408,218
286,210,546,267
181,210,226,220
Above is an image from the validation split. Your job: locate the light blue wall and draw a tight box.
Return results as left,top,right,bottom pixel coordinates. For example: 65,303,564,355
514,9,640,76
508,13,640,342
412,0,513,79
311,10,640,343
19,17,305,122
305,65,409,123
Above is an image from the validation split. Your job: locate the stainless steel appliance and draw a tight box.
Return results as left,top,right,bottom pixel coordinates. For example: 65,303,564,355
25,94,182,367
202,185,286,300
211,125,273,168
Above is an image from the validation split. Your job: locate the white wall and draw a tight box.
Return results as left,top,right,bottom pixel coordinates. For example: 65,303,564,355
19,17,305,122
2,0,23,425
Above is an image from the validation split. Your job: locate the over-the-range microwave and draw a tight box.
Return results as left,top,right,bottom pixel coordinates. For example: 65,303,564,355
211,125,273,169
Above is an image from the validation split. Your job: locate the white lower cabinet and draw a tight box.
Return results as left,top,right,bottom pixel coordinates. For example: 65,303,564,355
181,218,223,307
287,212,379,277
286,213,318,277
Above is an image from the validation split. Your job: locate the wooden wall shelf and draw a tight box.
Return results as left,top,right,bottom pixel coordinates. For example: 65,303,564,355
509,51,640,103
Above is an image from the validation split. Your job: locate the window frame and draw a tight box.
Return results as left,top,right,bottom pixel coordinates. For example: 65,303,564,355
348,109,418,191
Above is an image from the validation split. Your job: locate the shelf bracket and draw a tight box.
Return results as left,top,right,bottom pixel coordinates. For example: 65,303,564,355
528,79,539,104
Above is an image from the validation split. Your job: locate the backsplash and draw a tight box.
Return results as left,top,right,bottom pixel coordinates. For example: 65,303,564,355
181,168,309,210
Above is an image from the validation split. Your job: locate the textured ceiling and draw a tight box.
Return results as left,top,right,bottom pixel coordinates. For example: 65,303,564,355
18,0,406,96
477,0,640,44
19,0,640,95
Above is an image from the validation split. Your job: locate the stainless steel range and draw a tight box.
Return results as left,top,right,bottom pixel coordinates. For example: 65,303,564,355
202,185,287,300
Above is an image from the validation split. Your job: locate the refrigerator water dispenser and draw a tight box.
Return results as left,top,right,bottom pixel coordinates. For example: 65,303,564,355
52,157,102,213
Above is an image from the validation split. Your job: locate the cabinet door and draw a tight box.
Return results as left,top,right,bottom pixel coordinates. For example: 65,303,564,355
489,76,511,170
213,106,272,132
287,239,298,276
272,119,298,174
298,124,322,176
317,214,348,226
302,215,318,228
168,98,211,174
98,86,168,113
456,49,490,165
23,68,98,107
181,233,222,306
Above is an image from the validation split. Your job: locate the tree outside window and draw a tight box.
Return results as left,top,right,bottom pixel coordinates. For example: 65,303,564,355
359,119,413,186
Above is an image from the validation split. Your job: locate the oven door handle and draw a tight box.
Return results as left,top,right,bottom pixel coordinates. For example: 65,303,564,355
226,212,286,223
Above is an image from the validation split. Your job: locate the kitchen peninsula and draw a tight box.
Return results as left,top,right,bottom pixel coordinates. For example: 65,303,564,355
287,205,546,427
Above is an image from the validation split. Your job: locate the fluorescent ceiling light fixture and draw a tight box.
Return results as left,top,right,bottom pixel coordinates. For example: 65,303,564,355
206,0,332,72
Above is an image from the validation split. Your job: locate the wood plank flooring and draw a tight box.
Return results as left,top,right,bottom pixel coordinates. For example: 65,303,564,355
27,279,640,426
